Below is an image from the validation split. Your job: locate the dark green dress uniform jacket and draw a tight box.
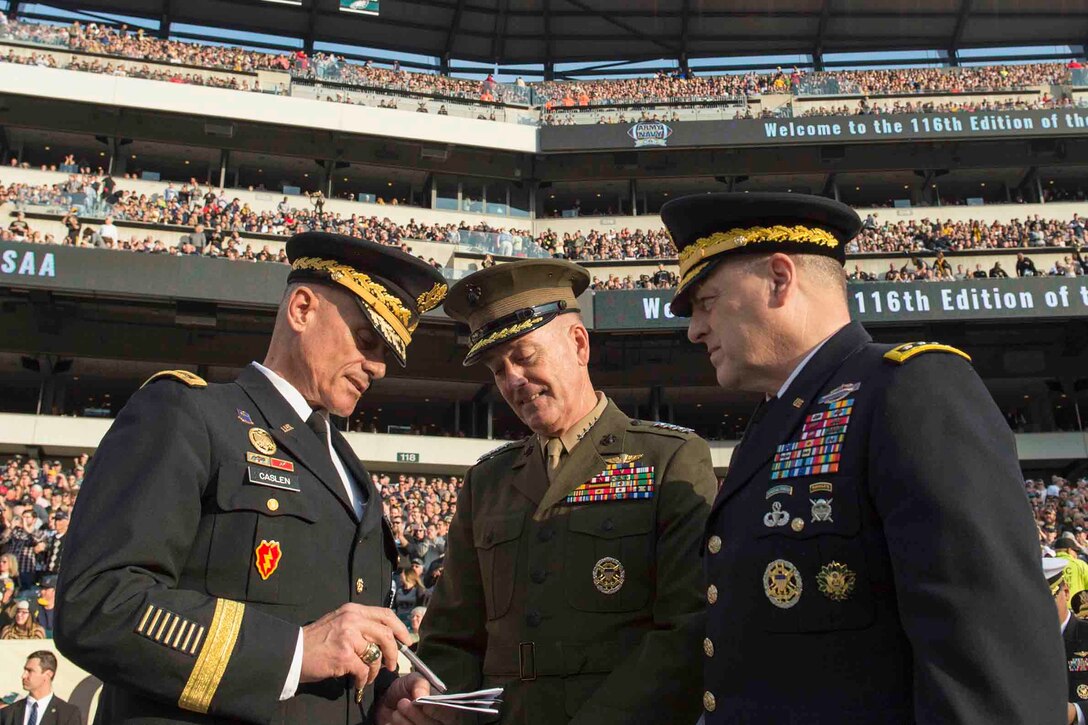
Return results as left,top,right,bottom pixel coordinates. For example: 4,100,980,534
418,399,717,724
702,321,1066,724
1065,614,1088,712
56,364,398,725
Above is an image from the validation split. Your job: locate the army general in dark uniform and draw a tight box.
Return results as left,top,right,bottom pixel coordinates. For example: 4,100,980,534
379,260,717,725
1046,555,1088,725
56,233,448,724
662,192,1067,724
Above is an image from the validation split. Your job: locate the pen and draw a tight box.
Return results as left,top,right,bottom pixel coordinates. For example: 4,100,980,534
399,642,448,694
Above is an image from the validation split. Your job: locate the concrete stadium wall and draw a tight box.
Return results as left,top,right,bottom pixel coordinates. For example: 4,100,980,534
0,413,1082,472
0,65,538,153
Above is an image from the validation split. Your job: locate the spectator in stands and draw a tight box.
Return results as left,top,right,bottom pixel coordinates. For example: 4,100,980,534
392,560,427,627
408,606,426,646
98,214,118,244
60,207,79,243
1016,251,1038,277
34,575,57,638
0,600,44,640
990,261,1010,278
1,509,47,590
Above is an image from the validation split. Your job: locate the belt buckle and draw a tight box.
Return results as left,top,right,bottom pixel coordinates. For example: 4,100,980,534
518,641,536,681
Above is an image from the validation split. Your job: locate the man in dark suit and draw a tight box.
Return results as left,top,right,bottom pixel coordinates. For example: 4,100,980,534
56,233,448,724
662,192,1067,723
1,651,81,725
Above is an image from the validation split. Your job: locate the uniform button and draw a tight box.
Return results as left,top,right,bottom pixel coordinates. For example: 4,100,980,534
601,518,615,532
703,691,716,712
530,567,547,583
266,498,279,512
526,610,542,627
707,584,718,604
703,638,714,657
791,518,805,532
355,578,365,594
537,527,554,542
707,536,722,554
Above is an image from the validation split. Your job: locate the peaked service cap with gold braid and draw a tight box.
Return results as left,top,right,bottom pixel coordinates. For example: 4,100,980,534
662,192,862,317
444,259,590,366
285,232,447,367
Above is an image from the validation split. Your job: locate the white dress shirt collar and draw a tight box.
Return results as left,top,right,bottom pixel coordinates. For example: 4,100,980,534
775,335,833,400
252,361,314,423
24,693,52,725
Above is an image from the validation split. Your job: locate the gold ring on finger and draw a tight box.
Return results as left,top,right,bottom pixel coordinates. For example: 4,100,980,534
360,641,382,665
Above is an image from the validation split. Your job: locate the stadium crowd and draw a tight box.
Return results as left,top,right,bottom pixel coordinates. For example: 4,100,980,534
0,15,1082,117
0,453,463,636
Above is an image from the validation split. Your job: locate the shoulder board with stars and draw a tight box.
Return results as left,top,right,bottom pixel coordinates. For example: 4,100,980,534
476,438,527,463
883,342,971,365
627,419,696,437
141,369,208,389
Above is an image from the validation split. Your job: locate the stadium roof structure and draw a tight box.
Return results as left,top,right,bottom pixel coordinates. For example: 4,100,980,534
22,0,1088,72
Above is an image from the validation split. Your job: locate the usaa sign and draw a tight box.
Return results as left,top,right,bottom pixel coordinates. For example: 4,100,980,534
627,121,673,148
1,248,55,277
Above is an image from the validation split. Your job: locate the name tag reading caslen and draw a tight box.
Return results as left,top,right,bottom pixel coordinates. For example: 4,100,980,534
246,465,301,493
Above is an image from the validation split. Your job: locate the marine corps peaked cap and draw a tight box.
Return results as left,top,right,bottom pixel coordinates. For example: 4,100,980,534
662,192,862,317
444,259,590,366
286,232,448,367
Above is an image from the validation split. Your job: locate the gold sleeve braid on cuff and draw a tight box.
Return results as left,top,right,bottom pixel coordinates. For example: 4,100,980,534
178,599,246,714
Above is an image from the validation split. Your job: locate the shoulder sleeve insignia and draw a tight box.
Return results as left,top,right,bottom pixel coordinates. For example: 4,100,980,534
141,369,208,389
883,342,971,365
476,439,526,463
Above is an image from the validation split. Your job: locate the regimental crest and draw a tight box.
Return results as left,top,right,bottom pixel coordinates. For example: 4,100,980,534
236,409,253,425
819,383,860,405
593,557,626,594
764,559,802,609
816,561,856,602
255,539,282,580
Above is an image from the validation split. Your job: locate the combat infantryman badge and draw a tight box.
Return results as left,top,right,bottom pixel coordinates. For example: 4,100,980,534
816,561,856,601
236,409,253,425
249,427,277,456
764,559,802,608
255,540,282,580
819,383,860,405
811,498,834,522
593,557,626,594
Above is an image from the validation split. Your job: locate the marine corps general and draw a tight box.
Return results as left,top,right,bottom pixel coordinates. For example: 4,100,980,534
379,259,717,724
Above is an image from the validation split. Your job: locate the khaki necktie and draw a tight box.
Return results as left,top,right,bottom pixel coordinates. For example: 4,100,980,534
545,438,563,473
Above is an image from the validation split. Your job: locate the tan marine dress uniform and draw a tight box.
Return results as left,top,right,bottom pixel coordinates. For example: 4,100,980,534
417,260,718,724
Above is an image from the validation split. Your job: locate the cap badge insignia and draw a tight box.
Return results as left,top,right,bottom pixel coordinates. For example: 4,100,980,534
816,562,856,602
764,559,802,609
593,557,625,594
466,283,483,306
811,498,833,523
236,409,253,425
763,501,790,528
248,427,277,456
819,383,860,405
255,539,282,580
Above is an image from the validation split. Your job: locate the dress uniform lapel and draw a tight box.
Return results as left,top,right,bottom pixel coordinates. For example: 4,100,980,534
536,400,627,513
507,437,550,507
331,428,383,532
714,322,871,513
234,366,356,518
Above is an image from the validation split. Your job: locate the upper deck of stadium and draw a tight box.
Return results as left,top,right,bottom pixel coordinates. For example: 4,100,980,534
22,0,1088,74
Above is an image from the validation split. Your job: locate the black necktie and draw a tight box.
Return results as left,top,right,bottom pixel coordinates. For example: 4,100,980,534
739,396,777,448
27,701,38,725
306,411,328,442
